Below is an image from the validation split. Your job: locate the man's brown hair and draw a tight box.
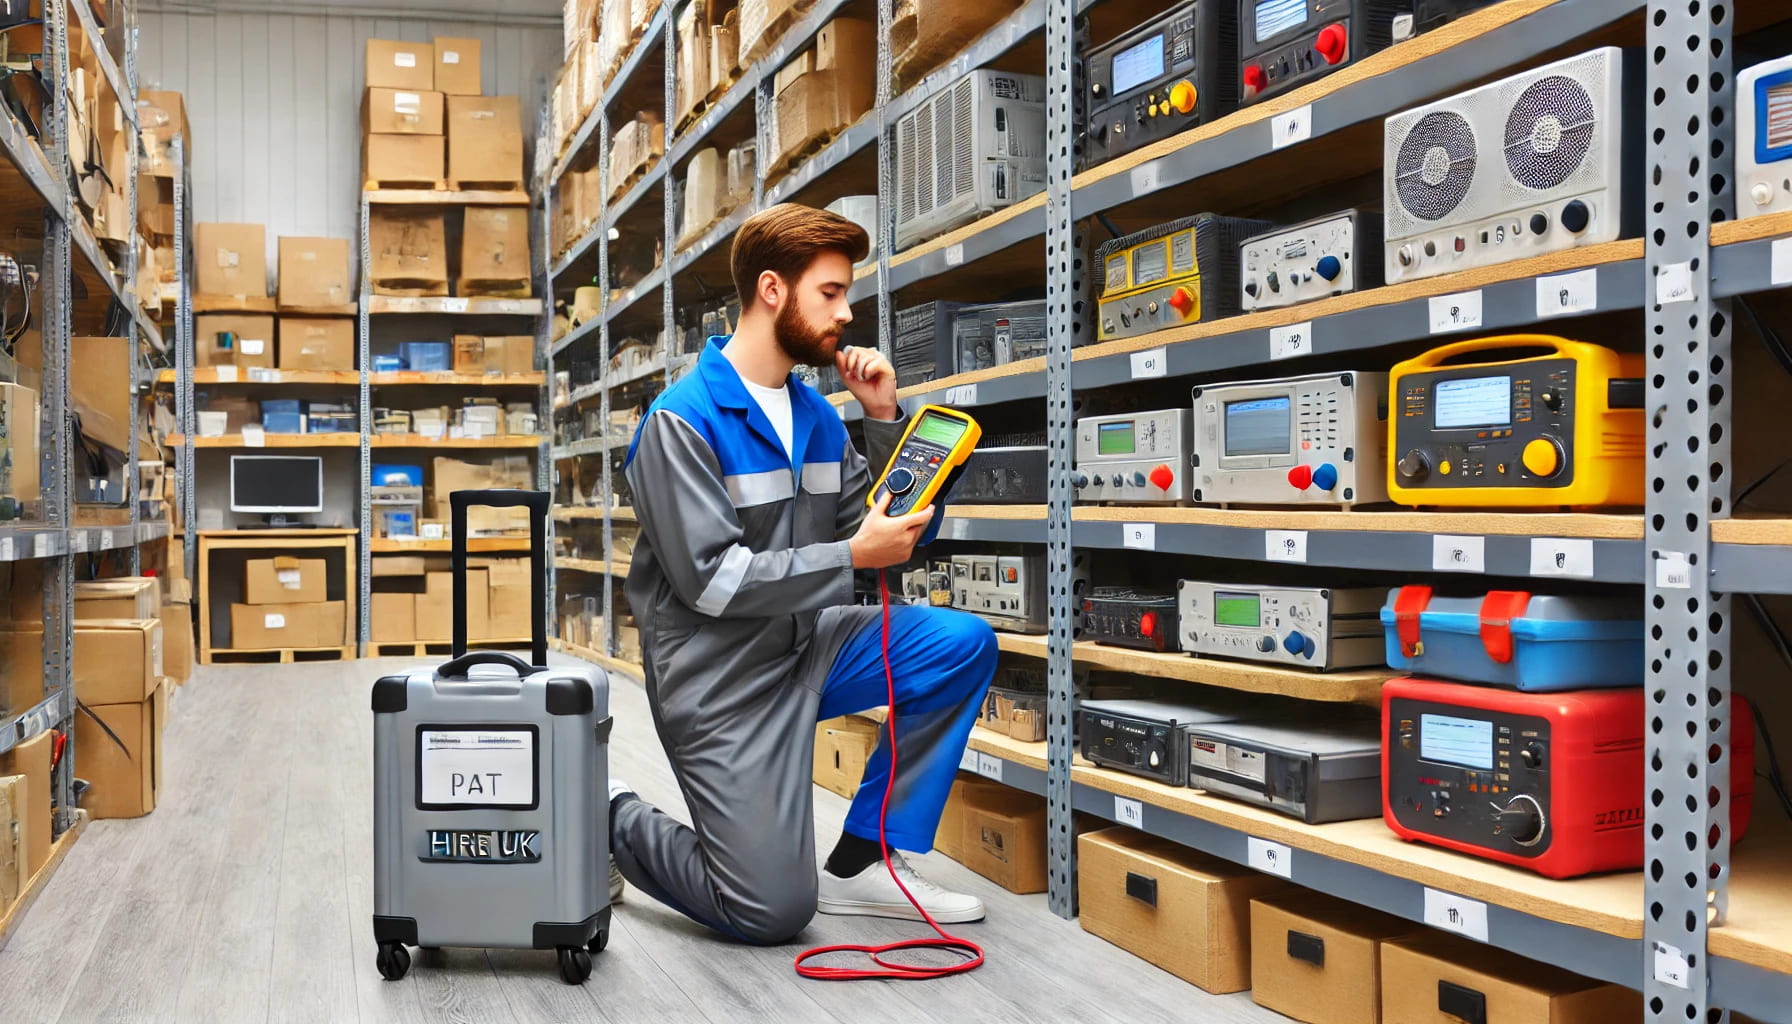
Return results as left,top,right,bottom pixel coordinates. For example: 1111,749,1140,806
730,203,870,311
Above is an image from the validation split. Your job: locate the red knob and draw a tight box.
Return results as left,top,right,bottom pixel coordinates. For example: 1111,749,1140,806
1139,612,1157,638
1168,286,1196,318
1316,24,1348,64
1243,64,1266,96
1149,464,1175,491
1287,464,1314,490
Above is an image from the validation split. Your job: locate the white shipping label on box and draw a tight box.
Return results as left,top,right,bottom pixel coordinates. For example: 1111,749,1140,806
1536,268,1598,318
1129,347,1167,379
242,426,266,447
1122,523,1156,550
1530,537,1594,577
1271,105,1312,149
217,247,239,268
277,568,302,588
442,50,462,64
394,92,421,114
1264,529,1308,562
1772,237,1792,287
420,728,537,807
240,338,266,355
1656,261,1694,305
1655,550,1693,589
1269,322,1312,360
1432,534,1485,572
1114,796,1144,827
264,612,287,629
1423,887,1489,941
1429,290,1484,333
395,51,417,67
1246,837,1293,878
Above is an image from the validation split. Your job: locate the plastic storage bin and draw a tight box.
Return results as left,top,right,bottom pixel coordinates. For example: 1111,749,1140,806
1379,587,1643,691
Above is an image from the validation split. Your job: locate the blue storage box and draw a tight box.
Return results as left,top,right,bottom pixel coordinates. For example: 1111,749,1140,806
372,463,424,487
261,399,306,416
262,412,307,434
373,354,407,372
1380,587,1643,690
401,341,452,372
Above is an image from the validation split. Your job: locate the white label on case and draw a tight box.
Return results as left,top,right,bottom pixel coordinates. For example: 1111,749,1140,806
1114,796,1144,828
1530,538,1594,577
944,244,964,267
1536,268,1598,317
1129,347,1166,379
395,52,417,67
1271,105,1312,149
1129,162,1159,195
1772,237,1792,286
215,365,238,382
1269,321,1312,361
1121,523,1155,550
976,752,1003,782
1247,837,1292,877
1431,535,1485,572
1655,550,1693,589
242,426,266,447
1657,261,1694,305
419,728,536,807
1424,888,1489,941
1265,530,1307,563
264,613,287,629
1428,290,1484,333
1653,941,1691,989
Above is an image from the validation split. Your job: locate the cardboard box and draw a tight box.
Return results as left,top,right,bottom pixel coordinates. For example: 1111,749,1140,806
431,456,529,532
0,773,24,908
484,560,531,641
711,22,740,92
366,39,435,91
200,396,261,434
161,601,193,683
364,88,444,135
277,318,355,371
737,0,801,65
772,51,814,96
277,237,352,308
415,571,452,642
244,556,328,604
74,576,159,619
194,314,276,369
0,732,49,875
69,336,128,453
137,90,189,177
363,133,445,184
76,680,167,819
774,67,874,168
1251,892,1416,1024
372,591,416,643
433,37,482,95
487,336,536,375
934,772,1005,863
465,568,490,640
674,4,712,126
815,16,875,72
812,715,879,799
892,0,1026,87
446,95,523,185
461,207,531,284
958,784,1049,894
1077,826,1288,993
1380,932,1643,1023
0,383,40,503
230,601,347,649
73,619,162,706
195,223,269,297
370,209,448,288
980,689,1047,742
0,628,44,717
453,335,484,374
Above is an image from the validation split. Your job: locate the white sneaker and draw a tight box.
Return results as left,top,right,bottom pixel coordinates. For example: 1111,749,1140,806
608,776,635,805
607,777,632,904
817,852,986,924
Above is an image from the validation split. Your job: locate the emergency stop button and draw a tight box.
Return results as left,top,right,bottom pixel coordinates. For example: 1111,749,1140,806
1287,464,1314,490
1316,24,1348,64
1149,464,1175,491
1168,286,1196,318
1169,80,1197,114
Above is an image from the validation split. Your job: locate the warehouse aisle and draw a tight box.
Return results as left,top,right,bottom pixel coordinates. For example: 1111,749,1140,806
0,658,1286,1024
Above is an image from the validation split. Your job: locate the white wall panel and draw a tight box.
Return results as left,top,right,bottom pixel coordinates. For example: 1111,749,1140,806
139,11,558,256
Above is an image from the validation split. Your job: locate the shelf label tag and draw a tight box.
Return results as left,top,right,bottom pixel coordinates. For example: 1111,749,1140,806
1271,105,1312,149
1428,290,1484,334
1269,321,1312,361
1655,550,1693,589
1122,523,1156,551
71,530,86,552
1247,837,1293,878
242,426,266,447
252,368,282,383
1129,161,1159,196
944,244,965,267
1424,888,1489,942
214,365,237,383
422,523,446,540
960,747,979,772
1536,268,1598,318
100,530,114,550
34,534,50,558
1656,261,1694,305
1530,537,1594,578
442,297,470,313
1653,941,1692,989
1265,530,1308,563
0,537,12,560
1432,535,1485,573
1772,237,1792,287
1114,796,1144,828
1129,347,1167,379
945,383,978,406
976,752,1004,782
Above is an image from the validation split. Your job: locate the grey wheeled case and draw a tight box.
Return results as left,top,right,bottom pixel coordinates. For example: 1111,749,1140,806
371,489,612,984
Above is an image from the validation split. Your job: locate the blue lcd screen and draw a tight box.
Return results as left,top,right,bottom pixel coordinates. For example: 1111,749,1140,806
1111,35,1164,97
1256,0,1309,42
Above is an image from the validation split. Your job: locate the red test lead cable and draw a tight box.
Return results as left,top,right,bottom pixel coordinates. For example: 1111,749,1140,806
793,575,985,981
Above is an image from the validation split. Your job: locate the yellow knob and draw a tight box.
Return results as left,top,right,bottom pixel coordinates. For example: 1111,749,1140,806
1439,460,1452,476
1170,80,1197,114
1522,438,1562,478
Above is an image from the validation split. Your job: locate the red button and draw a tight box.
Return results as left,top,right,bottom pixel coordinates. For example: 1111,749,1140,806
1316,24,1348,64
1149,464,1175,491
1287,464,1314,490
1243,64,1266,96
1139,612,1157,639
1167,286,1196,318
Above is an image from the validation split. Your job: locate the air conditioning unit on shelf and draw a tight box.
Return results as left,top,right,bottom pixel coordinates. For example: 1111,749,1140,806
893,70,1048,252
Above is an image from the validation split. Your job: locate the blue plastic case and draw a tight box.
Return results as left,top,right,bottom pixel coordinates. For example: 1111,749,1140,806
1379,588,1643,690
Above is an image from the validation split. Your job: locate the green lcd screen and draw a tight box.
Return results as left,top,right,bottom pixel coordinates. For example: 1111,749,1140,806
1213,591,1261,628
913,411,969,448
1098,422,1136,455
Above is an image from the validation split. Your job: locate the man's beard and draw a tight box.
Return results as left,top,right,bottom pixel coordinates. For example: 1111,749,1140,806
774,301,841,367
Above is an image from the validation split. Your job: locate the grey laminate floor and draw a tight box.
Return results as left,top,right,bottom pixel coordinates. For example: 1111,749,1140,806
0,658,1291,1024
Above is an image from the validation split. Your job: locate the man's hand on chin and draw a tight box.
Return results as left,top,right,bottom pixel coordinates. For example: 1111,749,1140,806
836,346,900,421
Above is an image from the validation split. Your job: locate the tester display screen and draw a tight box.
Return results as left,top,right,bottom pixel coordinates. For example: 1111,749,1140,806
1419,714,1494,770
1434,375,1513,429
1098,422,1137,455
1213,591,1262,628
1111,35,1164,96
1766,82,1792,149
913,411,969,448
1255,0,1309,40
1224,397,1292,456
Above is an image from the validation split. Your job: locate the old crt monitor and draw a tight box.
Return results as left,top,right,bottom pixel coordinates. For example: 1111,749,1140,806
230,455,325,526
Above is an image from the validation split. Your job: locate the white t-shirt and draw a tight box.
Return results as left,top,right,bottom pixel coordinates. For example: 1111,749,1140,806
741,378,795,460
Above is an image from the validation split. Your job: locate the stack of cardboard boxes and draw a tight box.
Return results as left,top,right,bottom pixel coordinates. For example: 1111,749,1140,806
191,225,357,376
137,90,189,309
765,16,875,180
671,0,743,131
228,557,349,651
71,578,170,820
277,236,357,374
372,556,533,646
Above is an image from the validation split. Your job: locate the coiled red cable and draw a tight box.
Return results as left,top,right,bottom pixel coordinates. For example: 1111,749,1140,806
793,576,985,980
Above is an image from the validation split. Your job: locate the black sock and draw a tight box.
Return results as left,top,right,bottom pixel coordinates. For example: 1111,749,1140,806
825,830,886,878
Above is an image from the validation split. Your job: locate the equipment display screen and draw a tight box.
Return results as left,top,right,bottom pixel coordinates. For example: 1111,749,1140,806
1419,714,1494,770
1224,397,1292,456
1434,375,1513,428
1766,82,1792,149
1213,591,1262,628
1098,422,1136,455
1133,240,1169,286
1255,0,1309,41
1111,35,1164,97
914,411,969,448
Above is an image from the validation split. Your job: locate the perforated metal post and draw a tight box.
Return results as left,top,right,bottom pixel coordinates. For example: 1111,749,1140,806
537,100,557,639
41,0,76,833
1643,3,1733,1020
1043,0,1078,919
873,0,894,363
358,195,373,653
124,7,141,573
176,136,195,583
754,72,772,210
598,106,616,656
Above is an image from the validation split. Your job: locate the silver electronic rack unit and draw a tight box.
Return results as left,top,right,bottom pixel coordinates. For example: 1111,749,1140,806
951,551,1090,634
953,299,1049,374
1239,210,1382,311
1074,409,1194,504
894,70,1049,251
945,445,1049,504
1184,718,1383,823
893,301,965,388
1383,47,1637,284
1176,581,1386,669
1078,697,1242,787
1190,371,1389,507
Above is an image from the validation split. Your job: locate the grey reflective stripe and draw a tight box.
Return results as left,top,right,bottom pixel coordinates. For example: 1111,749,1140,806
695,544,754,616
799,461,842,494
723,469,794,507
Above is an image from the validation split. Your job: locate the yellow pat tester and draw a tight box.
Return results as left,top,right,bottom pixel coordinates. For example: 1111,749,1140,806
868,405,982,516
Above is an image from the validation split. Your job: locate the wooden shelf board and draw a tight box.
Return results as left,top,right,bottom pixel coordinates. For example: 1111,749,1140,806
169,432,361,448
169,369,359,385
1711,517,1792,546
365,188,531,206
370,435,542,449
996,633,1389,706
277,303,358,317
554,506,637,522
967,729,1047,772
370,372,545,387
556,557,629,575
370,537,531,553
945,504,1045,521
198,528,359,539
368,295,544,316
192,294,277,314
1708,813,1792,976
1711,209,1792,247
1073,506,1644,540
550,638,645,679
1071,762,1643,940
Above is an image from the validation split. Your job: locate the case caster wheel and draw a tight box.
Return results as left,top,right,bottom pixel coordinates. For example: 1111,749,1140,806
586,929,608,955
376,942,411,981
557,946,593,984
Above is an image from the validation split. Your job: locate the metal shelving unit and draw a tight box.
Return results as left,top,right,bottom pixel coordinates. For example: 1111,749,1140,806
538,1,1792,1016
